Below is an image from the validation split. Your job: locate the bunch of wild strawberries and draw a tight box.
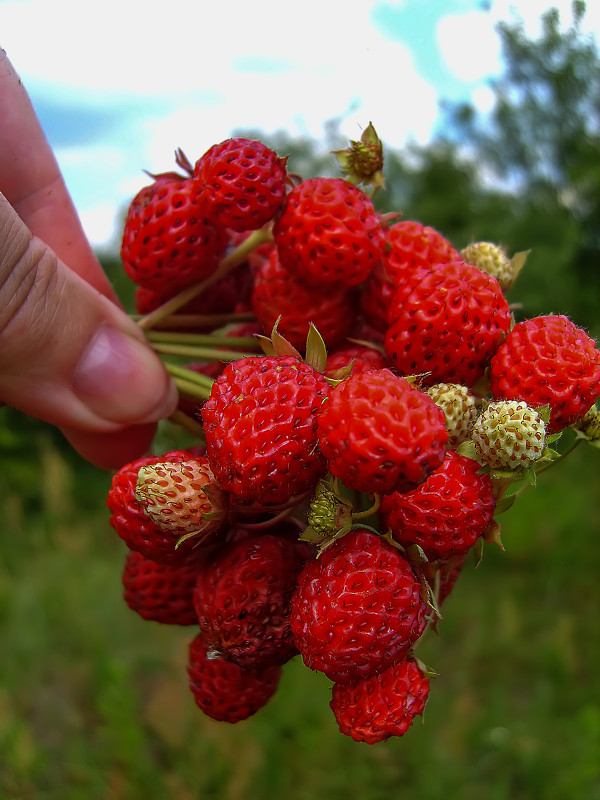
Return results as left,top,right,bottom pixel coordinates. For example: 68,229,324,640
106,126,600,744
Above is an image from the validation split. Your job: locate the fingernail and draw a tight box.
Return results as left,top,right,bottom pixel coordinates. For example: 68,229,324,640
73,325,177,424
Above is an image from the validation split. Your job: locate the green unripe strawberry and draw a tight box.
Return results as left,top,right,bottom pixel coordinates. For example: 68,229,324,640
426,383,480,449
572,403,600,443
471,400,547,471
460,241,524,291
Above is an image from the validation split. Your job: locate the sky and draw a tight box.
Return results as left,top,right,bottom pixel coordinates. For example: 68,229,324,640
1,0,599,251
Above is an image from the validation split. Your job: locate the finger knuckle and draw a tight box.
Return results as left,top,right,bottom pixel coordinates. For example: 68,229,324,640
0,222,61,356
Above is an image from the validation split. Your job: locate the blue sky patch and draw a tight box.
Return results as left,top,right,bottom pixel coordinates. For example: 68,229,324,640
371,0,490,98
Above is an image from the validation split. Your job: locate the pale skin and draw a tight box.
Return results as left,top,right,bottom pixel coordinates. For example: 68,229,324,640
0,48,177,469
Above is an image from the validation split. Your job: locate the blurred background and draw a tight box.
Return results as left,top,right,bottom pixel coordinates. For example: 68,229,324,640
1,1,600,797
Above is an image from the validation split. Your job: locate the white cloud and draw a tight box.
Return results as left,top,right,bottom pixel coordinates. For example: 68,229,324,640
470,84,496,115
436,11,503,82
7,0,597,248
1,0,443,246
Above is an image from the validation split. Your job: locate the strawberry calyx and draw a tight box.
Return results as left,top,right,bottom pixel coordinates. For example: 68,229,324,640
300,477,381,555
331,121,385,195
255,317,329,376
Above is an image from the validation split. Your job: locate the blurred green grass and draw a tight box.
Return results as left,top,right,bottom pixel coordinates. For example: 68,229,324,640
1,412,599,800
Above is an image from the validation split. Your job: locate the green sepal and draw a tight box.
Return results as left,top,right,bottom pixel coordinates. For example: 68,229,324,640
456,440,481,464
255,333,276,357
175,529,201,549
490,467,525,481
404,543,429,566
413,655,439,680
271,322,303,360
571,426,600,447
298,525,330,545
420,578,442,621
331,121,385,191
494,493,516,515
542,447,562,461
472,537,484,568
325,361,356,383
483,519,504,550
346,337,386,354
536,404,552,425
256,316,303,361
509,249,530,285
304,323,328,373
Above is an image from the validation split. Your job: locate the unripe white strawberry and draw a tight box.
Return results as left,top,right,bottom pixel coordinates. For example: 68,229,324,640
471,400,547,471
426,383,479,449
460,241,523,291
572,403,600,443
135,457,228,543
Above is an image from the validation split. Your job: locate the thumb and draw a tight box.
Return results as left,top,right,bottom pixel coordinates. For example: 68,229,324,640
0,192,177,448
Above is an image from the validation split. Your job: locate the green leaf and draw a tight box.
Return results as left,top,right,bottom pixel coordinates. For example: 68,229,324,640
304,324,328,373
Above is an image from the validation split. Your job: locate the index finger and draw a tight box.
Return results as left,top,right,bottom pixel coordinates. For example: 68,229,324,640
0,47,119,300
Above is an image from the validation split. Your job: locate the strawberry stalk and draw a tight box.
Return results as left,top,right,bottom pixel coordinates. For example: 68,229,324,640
163,363,214,401
145,331,261,350
152,343,255,361
131,311,256,329
137,226,274,331
163,362,215,391
167,409,207,440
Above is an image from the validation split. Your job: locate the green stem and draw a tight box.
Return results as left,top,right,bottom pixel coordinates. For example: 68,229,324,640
164,363,215,392
167,409,206,440
172,376,213,401
152,343,253,361
352,493,381,521
138,227,273,331
131,311,256,329
146,331,260,350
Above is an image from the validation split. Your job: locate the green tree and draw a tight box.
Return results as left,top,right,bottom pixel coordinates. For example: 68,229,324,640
436,0,600,334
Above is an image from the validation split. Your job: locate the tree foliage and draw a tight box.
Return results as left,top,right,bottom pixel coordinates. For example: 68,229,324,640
236,4,600,335
435,0,600,335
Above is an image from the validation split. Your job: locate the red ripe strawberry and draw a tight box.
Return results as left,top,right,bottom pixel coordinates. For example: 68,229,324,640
201,355,329,507
122,550,206,626
193,137,288,232
251,247,358,351
273,177,385,288
489,314,600,433
384,259,512,387
317,369,448,495
360,220,459,332
193,532,312,669
379,451,496,561
106,451,209,566
187,633,281,723
121,170,228,293
289,529,428,682
324,342,391,378
330,656,430,744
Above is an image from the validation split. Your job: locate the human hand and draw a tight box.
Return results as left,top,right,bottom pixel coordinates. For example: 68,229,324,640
0,49,177,470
